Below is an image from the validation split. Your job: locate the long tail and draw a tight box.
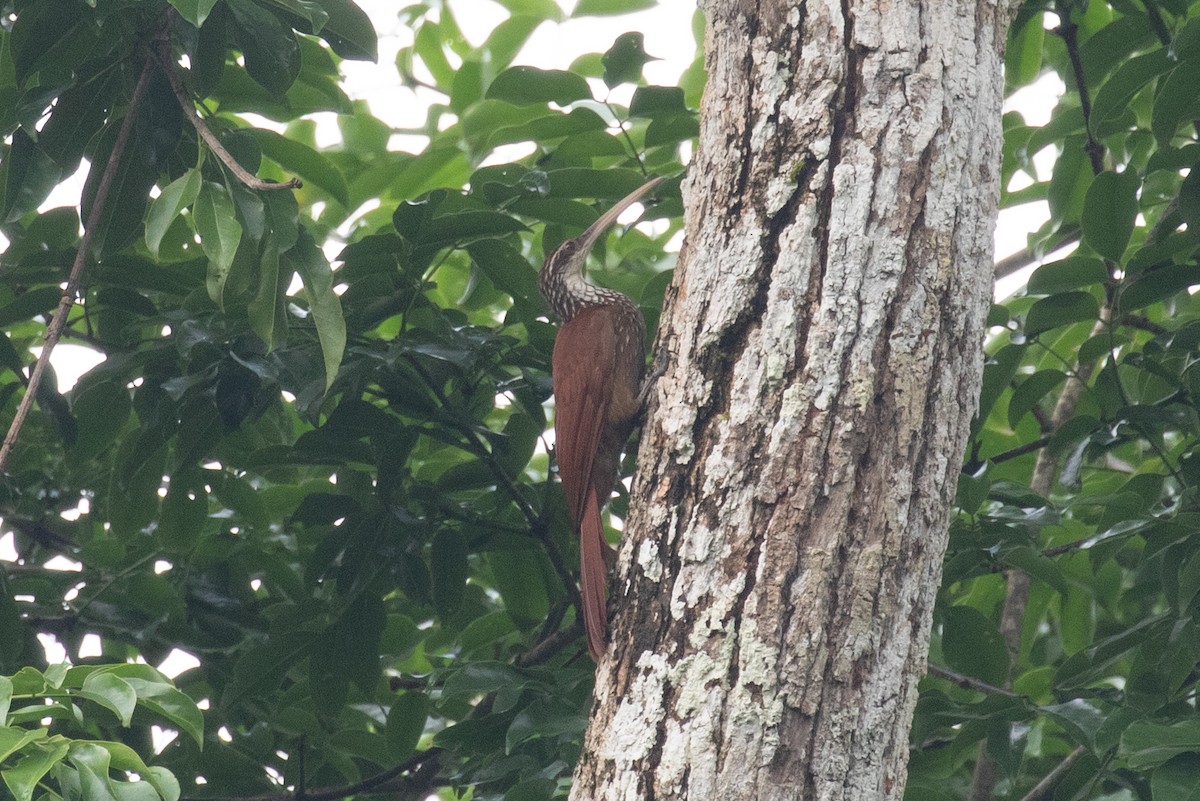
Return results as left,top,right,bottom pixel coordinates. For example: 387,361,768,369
579,488,608,660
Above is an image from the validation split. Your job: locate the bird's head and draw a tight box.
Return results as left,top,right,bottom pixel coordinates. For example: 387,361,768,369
538,175,665,319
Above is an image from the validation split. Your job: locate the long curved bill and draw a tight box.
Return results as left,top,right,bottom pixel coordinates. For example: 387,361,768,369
574,175,665,254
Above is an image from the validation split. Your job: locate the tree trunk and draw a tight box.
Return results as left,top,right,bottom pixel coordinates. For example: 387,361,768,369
572,1,1017,799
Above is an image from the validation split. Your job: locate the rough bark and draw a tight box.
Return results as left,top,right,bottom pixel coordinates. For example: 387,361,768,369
571,1,1017,800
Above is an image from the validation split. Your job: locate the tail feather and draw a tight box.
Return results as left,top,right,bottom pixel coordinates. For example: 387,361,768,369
580,489,608,660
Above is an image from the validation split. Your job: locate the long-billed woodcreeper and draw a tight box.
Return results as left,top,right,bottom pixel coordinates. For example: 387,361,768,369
539,176,664,660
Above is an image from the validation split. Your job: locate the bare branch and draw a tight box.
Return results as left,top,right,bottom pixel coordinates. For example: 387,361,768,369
926,664,1025,699
0,57,158,473
180,748,443,801
1015,746,1087,801
516,617,584,667
153,42,301,192
1053,21,1104,174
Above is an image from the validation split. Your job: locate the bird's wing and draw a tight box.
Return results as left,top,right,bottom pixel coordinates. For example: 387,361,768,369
551,306,618,527
552,307,619,658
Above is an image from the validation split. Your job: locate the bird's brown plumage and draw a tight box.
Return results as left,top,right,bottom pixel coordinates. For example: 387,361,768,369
540,176,662,659
551,304,645,657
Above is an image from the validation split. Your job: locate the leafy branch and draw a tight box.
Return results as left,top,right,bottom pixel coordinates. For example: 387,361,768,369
0,54,158,473
153,40,302,193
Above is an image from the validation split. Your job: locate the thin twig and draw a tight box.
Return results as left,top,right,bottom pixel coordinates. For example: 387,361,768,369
926,664,1025,699
988,436,1051,465
516,617,583,667
1015,746,1087,801
403,356,584,615
1117,314,1168,336
604,100,648,177
1054,20,1105,174
181,748,442,801
1141,0,1172,46
0,58,157,473
153,42,301,192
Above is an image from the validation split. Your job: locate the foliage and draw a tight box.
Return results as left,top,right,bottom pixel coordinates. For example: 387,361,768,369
10,0,1200,799
0,0,695,799
0,664,201,801
910,2,1200,800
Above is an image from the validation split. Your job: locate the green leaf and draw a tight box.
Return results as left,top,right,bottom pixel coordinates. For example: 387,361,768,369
81,73,179,257
1152,754,1200,801
246,129,349,205
974,343,1025,433
1004,14,1043,90
466,239,541,307
602,32,656,88
0,286,60,329
1178,165,1200,233
140,767,181,801
573,0,656,16
489,549,550,627
503,779,556,801
997,545,1069,596
10,0,87,84
1046,138,1093,227
1027,256,1108,294
71,380,132,461
1081,170,1139,261
228,0,301,94
955,472,989,515
123,678,205,749
1152,58,1200,146
486,67,591,106
195,181,244,307
546,167,654,199
1119,265,1200,313
79,672,137,727
0,728,42,763
1007,369,1067,429
483,16,544,74
645,114,699,147
629,85,688,118
1122,719,1200,769
431,529,469,617
328,728,393,768
2,736,69,801
1090,48,1171,137
144,169,201,259
249,236,286,350
1024,291,1099,337
386,692,429,761
505,698,587,751
316,0,378,60
442,661,528,698
940,605,1009,686
8,668,47,696
36,73,118,174
168,0,221,27
266,0,330,31
0,128,61,225
1041,699,1106,750
284,228,345,391
66,741,118,801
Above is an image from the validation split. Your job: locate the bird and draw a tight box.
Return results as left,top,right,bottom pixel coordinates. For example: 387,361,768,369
538,175,664,660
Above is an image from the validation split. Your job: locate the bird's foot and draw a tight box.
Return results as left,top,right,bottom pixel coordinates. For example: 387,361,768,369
636,351,669,412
